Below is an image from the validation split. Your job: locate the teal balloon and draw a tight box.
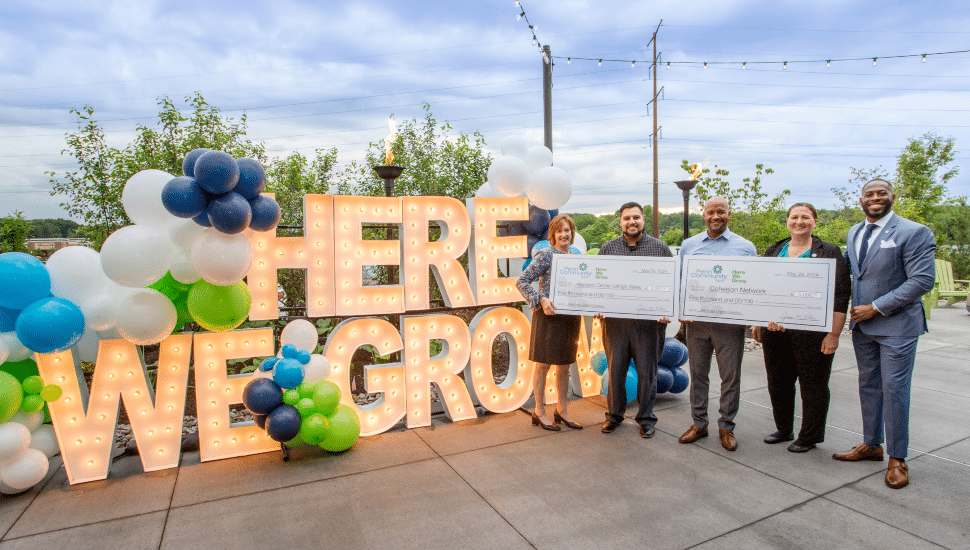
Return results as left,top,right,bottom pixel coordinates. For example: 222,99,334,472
15,297,85,353
0,371,23,423
311,381,340,417
319,404,361,453
0,252,50,310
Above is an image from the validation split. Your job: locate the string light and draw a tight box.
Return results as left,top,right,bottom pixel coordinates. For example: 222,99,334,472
872,57,877,66
783,61,787,69
921,54,926,62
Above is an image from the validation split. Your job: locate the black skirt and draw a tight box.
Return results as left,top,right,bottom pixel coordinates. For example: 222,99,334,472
529,308,581,365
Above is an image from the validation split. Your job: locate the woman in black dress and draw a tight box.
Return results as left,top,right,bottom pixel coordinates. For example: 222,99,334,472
516,214,583,431
753,203,851,452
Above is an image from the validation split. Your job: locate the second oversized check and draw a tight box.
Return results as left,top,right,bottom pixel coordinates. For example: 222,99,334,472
549,255,679,320
679,255,836,332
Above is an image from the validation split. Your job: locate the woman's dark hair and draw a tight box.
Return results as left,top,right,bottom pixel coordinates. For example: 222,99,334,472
787,202,818,219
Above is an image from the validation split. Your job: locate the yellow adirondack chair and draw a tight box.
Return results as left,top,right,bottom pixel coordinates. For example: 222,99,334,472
925,259,969,318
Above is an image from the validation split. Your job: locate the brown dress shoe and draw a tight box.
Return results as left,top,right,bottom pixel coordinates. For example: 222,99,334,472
679,425,708,444
719,429,737,451
832,443,884,462
886,458,909,489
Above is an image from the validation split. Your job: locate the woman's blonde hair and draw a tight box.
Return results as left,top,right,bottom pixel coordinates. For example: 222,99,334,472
547,214,576,246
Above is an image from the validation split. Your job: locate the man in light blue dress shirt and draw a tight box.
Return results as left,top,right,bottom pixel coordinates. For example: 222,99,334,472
677,197,757,451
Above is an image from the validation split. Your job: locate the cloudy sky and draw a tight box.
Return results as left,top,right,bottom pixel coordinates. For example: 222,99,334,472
2,0,968,220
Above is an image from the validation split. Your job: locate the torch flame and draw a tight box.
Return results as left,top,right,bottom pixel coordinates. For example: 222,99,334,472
384,116,398,165
688,157,710,180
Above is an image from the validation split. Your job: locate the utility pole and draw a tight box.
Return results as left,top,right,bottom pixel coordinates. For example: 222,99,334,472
542,45,553,152
651,26,658,237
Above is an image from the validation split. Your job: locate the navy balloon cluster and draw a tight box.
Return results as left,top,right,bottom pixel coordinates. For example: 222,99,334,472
0,252,85,354
513,205,564,270
161,149,281,234
593,337,689,401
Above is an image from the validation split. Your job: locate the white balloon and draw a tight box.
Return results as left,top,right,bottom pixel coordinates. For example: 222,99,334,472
571,231,588,253
279,319,318,352
115,289,177,345
0,332,31,362
28,425,60,458
46,246,109,304
191,229,254,286
527,166,573,210
0,423,31,464
499,135,528,159
252,367,274,381
7,411,43,433
123,169,178,229
168,217,207,249
75,325,101,362
100,225,174,287
170,248,201,284
0,448,49,491
0,338,7,365
525,145,553,172
81,293,118,331
303,354,331,385
487,156,530,197
474,183,502,198
97,326,124,341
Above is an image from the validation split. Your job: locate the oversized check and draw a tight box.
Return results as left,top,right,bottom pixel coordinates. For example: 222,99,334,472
679,255,836,331
549,255,679,320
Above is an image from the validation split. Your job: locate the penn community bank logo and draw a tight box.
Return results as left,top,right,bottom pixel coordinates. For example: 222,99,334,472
578,262,588,271
713,265,723,274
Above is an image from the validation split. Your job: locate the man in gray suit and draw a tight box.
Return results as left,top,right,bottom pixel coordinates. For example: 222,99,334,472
833,179,936,489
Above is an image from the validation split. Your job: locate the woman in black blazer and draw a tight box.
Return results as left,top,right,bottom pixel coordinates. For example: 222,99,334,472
752,203,851,452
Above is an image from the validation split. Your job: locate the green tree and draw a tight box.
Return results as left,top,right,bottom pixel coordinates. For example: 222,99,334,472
578,213,619,249
0,211,30,253
49,93,265,249
893,132,958,226
935,200,970,279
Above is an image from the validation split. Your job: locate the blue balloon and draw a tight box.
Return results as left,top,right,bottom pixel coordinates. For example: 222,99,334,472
0,252,51,310
295,350,311,365
600,368,609,396
0,305,19,332
242,377,283,415
206,192,252,235
531,239,551,257
15,297,85,353
248,195,281,232
656,366,674,394
670,366,689,394
568,246,582,255
624,365,639,404
280,344,298,358
505,221,527,236
253,413,268,429
234,158,267,199
259,356,279,372
547,209,559,219
192,210,212,227
182,148,210,177
264,404,302,442
161,176,208,218
659,337,689,368
522,257,532,270
194,150,240,194
590,351,608,375
523,204,551,235
273,358,305,389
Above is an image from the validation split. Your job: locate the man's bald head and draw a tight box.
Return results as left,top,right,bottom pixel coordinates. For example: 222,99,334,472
703,196,731,237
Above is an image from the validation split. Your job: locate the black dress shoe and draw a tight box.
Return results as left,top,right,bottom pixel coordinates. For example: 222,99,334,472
601,419,622,433
532,411,561,431
764,431,795,444
788,441,816,453
554,411,583,429
640,425,656,438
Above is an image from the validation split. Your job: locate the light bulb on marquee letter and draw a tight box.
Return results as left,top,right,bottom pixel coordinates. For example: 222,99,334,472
247,194,335,320
401,196,474,309
571,315,605,397
466,197,529,305
402,315,476,428
465,306,534,413
334,196,404,316
194,329,276,462
35,335,193,484
323,318,405,436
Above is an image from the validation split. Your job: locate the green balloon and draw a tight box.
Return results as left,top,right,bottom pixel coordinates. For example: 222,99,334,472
282,388,301,406
21,394,44,414
296,398,316,417
150,272,192,333
0,358,39,383
0,371,23,423
319,404,361,453
312,381,340,417
299,413,330,445
41,384,63,402
186,280,251,332
297,381,316,400
284,433,304,448
22,375,43,395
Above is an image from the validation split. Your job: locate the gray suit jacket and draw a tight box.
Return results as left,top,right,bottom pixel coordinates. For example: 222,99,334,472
845,213,936,337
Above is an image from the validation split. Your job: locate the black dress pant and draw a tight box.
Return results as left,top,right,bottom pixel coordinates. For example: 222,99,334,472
761,329,834,444
603,318,665,428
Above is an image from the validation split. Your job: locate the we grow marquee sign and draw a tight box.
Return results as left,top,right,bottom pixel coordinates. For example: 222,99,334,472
36,196,604,484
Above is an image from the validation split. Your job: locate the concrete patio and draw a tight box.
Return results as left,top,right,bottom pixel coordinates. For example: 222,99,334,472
2,304,968,549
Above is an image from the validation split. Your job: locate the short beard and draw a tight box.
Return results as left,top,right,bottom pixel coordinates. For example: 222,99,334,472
863,202,893,220
623,227,643,240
